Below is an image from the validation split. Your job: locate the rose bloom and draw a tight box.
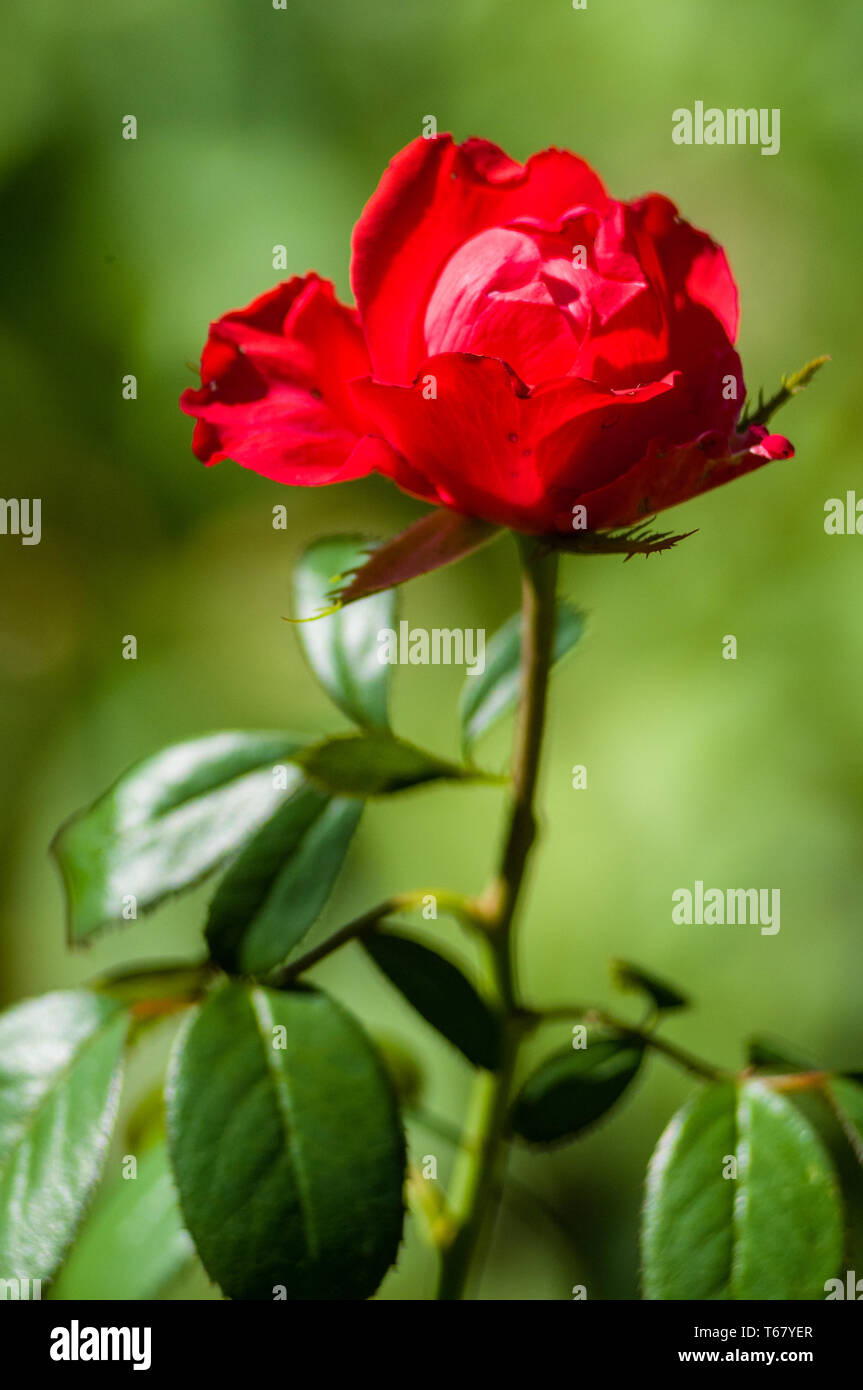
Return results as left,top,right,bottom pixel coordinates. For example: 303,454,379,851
181,135,792,534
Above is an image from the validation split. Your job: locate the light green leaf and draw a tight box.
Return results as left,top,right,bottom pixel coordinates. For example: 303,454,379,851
511,1035,643,1144
294,536,395,730
0,991,128,1283
205,789,363,975
364,930,501,1070
291,732,485,796
642,1080,842,1299
459,601,585,753
91,961,212,1010
371,1034,425,1107
52,731,309,942
826,1077,863,1168
167,982,405,1300
50,1140,194,1301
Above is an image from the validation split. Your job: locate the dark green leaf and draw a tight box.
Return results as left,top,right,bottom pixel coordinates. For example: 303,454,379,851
52,731,308,943
611,959,689,1012
291,732,486,796
293,535,395,730
746,1035,817,1072
511,1035,643,1144
642,1080,842,1299
0,991,128,1282
330,509,499,607
167,982,405,1300
459,601,585,753
364,930,500,1070
205,789,362,975
49,1140,194,1301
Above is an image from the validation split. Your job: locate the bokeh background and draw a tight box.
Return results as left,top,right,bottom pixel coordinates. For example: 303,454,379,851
2,0,861,1299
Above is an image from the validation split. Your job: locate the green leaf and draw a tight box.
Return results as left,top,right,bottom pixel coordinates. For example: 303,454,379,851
291,732,486,796
205,789,363,975
293,536,396,731
91,961,212,1011
826,1078,863,1168
167,982,405,1300
0,991,128,1282
459,600,585,753
49,1140,194,1301
746,1035,816,1072
611,959,690,1013
52,731,309,943
124,1083,168,1153
363,930,501,1070
510,1034,643,1144
329,509,499,608
371,1034,425,1107
642,1080,842,1299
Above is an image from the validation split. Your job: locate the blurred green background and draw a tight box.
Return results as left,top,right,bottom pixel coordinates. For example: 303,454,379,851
1,0,861,1300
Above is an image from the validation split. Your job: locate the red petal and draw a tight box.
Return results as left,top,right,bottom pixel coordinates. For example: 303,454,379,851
629,194,739,348
350,354,699,532
350,134,608,383
180,275,375,486
350,355,537,526
182,373,370,486
571,424,794,530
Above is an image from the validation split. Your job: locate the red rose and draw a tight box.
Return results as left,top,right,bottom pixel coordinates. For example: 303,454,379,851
181,135,792,534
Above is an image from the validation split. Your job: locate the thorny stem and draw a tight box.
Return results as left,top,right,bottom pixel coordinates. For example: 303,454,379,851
267,538,828,1299
436,537,559,1300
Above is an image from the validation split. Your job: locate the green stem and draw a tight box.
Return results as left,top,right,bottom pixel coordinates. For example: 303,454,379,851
436,538,559,1300
269,888,481,987
532,1005,728,1082
271,893,412,984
